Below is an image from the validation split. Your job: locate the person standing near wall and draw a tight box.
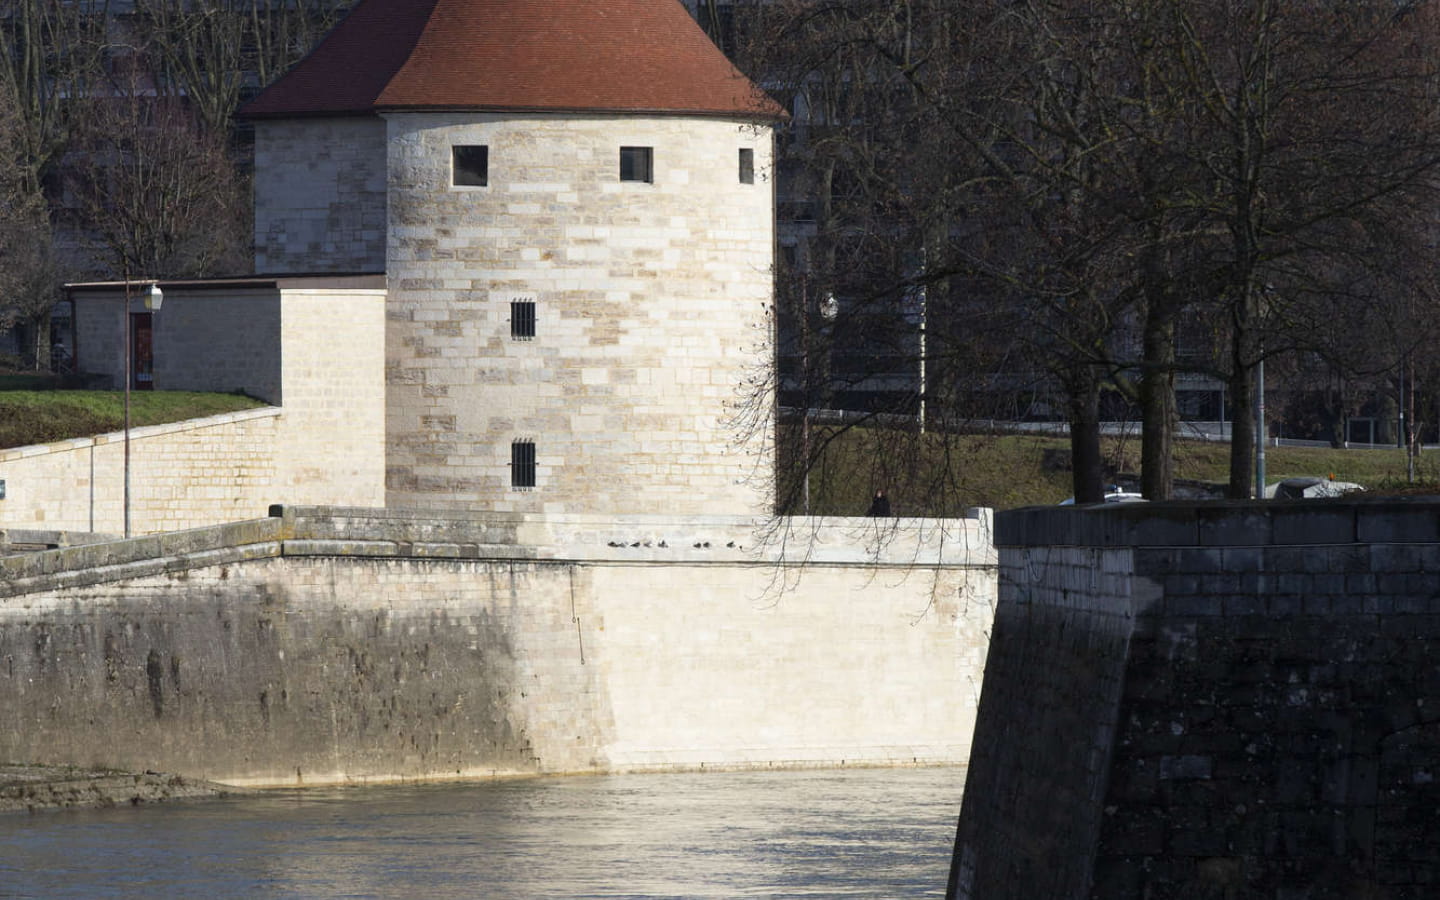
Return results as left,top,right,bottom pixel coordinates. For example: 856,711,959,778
867,489,892,517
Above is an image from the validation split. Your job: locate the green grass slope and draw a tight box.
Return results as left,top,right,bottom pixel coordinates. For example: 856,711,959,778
799,428,1438,516
0,391,268,450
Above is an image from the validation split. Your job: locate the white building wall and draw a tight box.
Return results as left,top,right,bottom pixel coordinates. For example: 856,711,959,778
253,117,389,273
384,112,776,517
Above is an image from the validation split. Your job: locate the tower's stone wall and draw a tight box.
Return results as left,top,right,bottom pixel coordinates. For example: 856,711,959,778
383,113,776,516
253,117,389,274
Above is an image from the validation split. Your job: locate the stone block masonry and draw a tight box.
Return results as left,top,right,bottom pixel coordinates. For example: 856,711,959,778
0,506,995,787
949,498,1440,900
13,279,387,535
0,409,284,534
253,118,388,274
383,113,776,516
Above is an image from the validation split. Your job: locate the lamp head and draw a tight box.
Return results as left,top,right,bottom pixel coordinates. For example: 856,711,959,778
144,284,163,311
819,292,838,321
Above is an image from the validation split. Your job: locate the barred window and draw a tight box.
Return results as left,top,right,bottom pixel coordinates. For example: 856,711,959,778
511,440,536,489
739,148,754,184
511,299,536,340
620,146,653,183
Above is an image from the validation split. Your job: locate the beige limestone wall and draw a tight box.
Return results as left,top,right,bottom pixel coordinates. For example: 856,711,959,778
274,290,387,506
384,112,776,517
4,287,387,533
0,409,283,534
253,117,388,273
0,509,995,785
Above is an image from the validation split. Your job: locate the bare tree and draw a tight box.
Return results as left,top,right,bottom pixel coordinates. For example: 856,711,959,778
68,74,249,279
732,0,1440,510
1135,1,1440,496
135,0,352,142
0,76,61,367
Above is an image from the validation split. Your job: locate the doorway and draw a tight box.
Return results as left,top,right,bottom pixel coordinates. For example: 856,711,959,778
131,312,153,391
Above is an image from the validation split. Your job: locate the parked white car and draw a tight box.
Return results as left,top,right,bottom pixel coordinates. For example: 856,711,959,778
1264,477,1364,499
1059,487,1146,505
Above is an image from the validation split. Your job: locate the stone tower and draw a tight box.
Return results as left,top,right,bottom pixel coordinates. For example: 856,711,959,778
244,0,783,516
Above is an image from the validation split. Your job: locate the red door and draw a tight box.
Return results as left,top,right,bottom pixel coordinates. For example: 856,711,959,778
132,312,153,391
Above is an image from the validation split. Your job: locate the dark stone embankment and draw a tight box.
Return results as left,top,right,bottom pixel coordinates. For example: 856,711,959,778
0,764,249,814
951,497,1440,899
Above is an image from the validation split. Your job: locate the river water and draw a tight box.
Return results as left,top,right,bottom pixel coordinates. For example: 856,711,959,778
0,766,963,899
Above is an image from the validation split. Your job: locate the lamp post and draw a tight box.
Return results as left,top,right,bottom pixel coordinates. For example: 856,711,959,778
1255,354,1265,499
917,281,927,435
123,281,162,539
1255,285,1273,500
801,290,838,516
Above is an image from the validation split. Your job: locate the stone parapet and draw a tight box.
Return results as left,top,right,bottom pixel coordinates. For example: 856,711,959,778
995,495,1440,547
267,504,996,568
0,507,996,787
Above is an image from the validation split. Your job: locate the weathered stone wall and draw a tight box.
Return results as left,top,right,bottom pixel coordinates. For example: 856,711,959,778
0,507,995,787
948,545,1136,898
950,499,1440,900
384,113,776,516
253,117,389,273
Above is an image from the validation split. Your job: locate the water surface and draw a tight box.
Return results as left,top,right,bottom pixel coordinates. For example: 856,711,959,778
0,766,963,899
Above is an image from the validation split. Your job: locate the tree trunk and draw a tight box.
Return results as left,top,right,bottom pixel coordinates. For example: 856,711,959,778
1067,371,1105,503
1228,362,1257,498
28,310,50,371
1139,305,1176,499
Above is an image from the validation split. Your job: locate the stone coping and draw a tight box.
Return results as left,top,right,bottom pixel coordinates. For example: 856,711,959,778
0,506,995,598
996,497,1440,548
0,529,120,552
0,407,282,461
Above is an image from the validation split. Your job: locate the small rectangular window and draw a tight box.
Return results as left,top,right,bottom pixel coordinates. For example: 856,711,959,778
620,146,653,183
453,145,489,186
511,439,536,489
739,148,755,184
511,299,536,340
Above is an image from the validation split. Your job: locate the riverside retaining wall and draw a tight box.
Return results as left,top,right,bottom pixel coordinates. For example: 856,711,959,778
0,506,995,787
949,498,1440,900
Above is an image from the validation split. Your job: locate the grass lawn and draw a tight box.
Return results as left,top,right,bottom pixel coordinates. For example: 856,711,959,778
0,390,268,449
799,427,1437,516
5,380,1431,515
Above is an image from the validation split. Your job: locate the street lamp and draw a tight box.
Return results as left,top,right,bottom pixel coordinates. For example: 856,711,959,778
123,282,162,538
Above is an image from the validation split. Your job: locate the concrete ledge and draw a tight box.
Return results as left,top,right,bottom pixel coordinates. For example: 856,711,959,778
0,505,996,597
0,542,283,599
274,505,996,567
0,517,288,597
0,529,121,554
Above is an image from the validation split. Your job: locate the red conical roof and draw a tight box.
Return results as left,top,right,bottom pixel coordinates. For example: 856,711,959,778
242,0,783,120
